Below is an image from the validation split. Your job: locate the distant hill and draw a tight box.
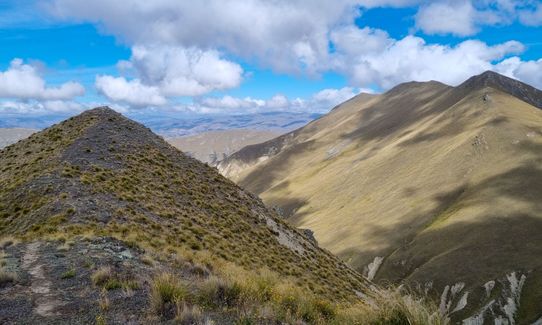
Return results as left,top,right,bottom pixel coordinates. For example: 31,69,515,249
219,71,542,323
130,111,321,138
0,107,444,324
168,129,280,164
0,128,37,148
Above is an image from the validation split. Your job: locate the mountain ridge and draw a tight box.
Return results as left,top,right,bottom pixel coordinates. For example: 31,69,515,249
1,106,397,324
218,71,542,323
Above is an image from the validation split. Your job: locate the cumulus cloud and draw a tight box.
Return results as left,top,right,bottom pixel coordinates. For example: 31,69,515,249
415,1,480,36
39,0,542,113
495,57,542,89
0,99,85,114
130,45,243,97
415,0,540,36
191,87,362,114
0,59,84,100
331,31,525,88
46,0,361,75
95,75,167,107
95,45,243,106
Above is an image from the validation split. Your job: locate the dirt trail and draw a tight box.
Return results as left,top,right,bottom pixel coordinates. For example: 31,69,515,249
21,242,65,317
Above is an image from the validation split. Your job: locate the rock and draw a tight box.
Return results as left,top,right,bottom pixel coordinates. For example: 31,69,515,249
300,228,317,245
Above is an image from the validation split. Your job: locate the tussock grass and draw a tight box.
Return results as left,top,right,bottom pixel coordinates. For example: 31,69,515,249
0,269,17,286
92,266,113,287
91,266,139,291
99,289,110,311
150,272,189,315
175,302,204,324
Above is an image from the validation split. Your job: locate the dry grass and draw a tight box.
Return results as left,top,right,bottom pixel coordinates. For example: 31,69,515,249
175,302,204,324
0,269,17,286
332,287,448,325
91,266,113,287
99,289,110,311
150,272,189,315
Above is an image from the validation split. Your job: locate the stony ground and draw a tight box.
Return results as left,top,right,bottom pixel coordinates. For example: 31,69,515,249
0,237,242,324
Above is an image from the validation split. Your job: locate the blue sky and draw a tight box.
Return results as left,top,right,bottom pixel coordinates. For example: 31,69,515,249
0,0,541,118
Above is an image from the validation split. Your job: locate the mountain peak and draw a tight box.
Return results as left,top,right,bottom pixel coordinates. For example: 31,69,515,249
457,70,542,109
0,108,369,323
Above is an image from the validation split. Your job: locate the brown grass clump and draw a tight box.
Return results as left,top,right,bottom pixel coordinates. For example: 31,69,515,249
91,266,113,287
175,302,204,324
150,272,189,315
0,269,17,286
332,287,448,325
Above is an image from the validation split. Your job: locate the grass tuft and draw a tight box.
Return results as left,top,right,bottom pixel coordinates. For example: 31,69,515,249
150,272,189,315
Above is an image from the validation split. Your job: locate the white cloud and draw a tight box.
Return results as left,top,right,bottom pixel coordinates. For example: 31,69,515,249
495,57,542,89
47,0,360,75
191,87,362,114
331,32,525,88
130,45,243,97
95,75,166,107
0,59,84,100
40,0,542,113
95,45,243,106
0,100,85,114
415,0,540,36
416,1,479,36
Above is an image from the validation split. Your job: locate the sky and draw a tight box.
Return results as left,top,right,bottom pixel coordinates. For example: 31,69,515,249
0,0,541,119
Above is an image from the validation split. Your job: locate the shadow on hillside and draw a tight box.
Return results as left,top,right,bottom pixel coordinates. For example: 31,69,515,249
343,159,541,283
340,83,454,143
332,160,542,322
240,140,317,195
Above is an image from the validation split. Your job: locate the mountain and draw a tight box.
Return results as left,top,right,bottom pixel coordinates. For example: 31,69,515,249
218,71,542,323
168,129,280,164
0,111,320,139
129,111,321,138
0,128,37,148
0,107,444,324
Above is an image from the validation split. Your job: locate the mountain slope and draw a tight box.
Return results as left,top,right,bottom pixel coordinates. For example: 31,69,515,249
219,72,542,323
0,107,380,324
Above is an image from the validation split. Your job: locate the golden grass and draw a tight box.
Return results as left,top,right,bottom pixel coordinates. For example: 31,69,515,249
150,272,189,315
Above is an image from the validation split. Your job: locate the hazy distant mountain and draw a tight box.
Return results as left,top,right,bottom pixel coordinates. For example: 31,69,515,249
168,129,281,164
0,111,320,139
219,71,542,323
0,128,37,148
136,111,321,137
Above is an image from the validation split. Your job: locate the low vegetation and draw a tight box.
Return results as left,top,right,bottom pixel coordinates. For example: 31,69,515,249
61,268,76,279
150,272,189,315
0,268,17,286
143,248,447,324
91,266,139,291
